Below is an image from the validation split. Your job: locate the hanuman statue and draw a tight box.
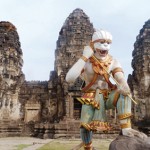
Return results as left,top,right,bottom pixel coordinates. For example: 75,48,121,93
66,29,147,150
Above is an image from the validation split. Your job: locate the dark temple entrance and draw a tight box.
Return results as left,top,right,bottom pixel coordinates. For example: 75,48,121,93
74,98,82,120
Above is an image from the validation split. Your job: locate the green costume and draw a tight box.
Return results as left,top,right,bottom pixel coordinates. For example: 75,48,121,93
79,90,131,131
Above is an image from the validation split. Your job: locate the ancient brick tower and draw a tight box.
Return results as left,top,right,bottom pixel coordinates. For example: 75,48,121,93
128,19,150,133
0,22,24,119
0,22,24,135
55,8,94,75
52,8,94,120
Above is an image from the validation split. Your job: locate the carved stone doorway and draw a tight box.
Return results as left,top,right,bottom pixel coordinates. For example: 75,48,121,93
24,109,40,123
24,98,41,123
73,98,82,120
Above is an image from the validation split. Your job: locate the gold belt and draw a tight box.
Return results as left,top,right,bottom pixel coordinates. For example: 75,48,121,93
77,90,99,109
85,89,110,99
76,89,110,109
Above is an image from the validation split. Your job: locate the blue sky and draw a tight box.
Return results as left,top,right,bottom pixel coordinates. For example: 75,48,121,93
0,0,150,80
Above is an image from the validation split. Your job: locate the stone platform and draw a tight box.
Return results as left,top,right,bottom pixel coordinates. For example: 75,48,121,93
33,120,120,139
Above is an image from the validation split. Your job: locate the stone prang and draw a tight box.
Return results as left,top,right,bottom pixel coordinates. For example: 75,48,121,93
0,21,24,121
128,19,150,135
49,9,94,121
55,8,94,76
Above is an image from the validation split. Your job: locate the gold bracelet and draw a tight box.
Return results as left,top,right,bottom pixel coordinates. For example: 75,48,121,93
81,56,88,62
84,141,92,149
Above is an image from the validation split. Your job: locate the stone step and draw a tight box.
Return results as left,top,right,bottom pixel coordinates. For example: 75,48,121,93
0,116,23,136
0,132,21,138
0,128,22,132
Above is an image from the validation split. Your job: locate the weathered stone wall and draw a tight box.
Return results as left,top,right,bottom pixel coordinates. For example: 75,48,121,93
48,71,65,121
19,81,53,122
128,19,150,128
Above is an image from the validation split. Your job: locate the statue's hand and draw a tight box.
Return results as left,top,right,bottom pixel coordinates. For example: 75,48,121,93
122,128,147,139
82,46,94,59
117,84,130,96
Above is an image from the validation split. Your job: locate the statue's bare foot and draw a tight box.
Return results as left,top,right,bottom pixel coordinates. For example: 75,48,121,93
122,128,147,139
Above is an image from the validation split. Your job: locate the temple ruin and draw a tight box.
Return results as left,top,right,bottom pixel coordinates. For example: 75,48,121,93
128,19,150,135
0,9,149,138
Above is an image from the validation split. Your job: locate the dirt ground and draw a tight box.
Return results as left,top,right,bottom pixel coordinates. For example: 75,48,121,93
0,137,52,150
0,137,112,150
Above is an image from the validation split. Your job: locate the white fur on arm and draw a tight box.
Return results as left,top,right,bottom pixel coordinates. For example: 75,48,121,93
114,72,130,95
66,59,86,83
114,72,126,84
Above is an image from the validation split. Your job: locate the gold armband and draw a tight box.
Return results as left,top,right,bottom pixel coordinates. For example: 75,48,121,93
112,67,124,77
118,113,132,120
81,56,88,62
120,122,131,129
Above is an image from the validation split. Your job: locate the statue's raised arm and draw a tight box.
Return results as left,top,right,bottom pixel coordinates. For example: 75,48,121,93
66,46,94,83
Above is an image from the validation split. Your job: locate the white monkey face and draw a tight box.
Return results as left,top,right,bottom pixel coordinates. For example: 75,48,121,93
94,39,111,58
92,30,112,59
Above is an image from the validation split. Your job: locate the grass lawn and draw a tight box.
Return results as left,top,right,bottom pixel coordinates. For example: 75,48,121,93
15,144,31,150
37,139,113,150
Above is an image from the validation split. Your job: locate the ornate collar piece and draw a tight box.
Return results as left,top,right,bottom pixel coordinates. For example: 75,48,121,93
89,55,112,75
